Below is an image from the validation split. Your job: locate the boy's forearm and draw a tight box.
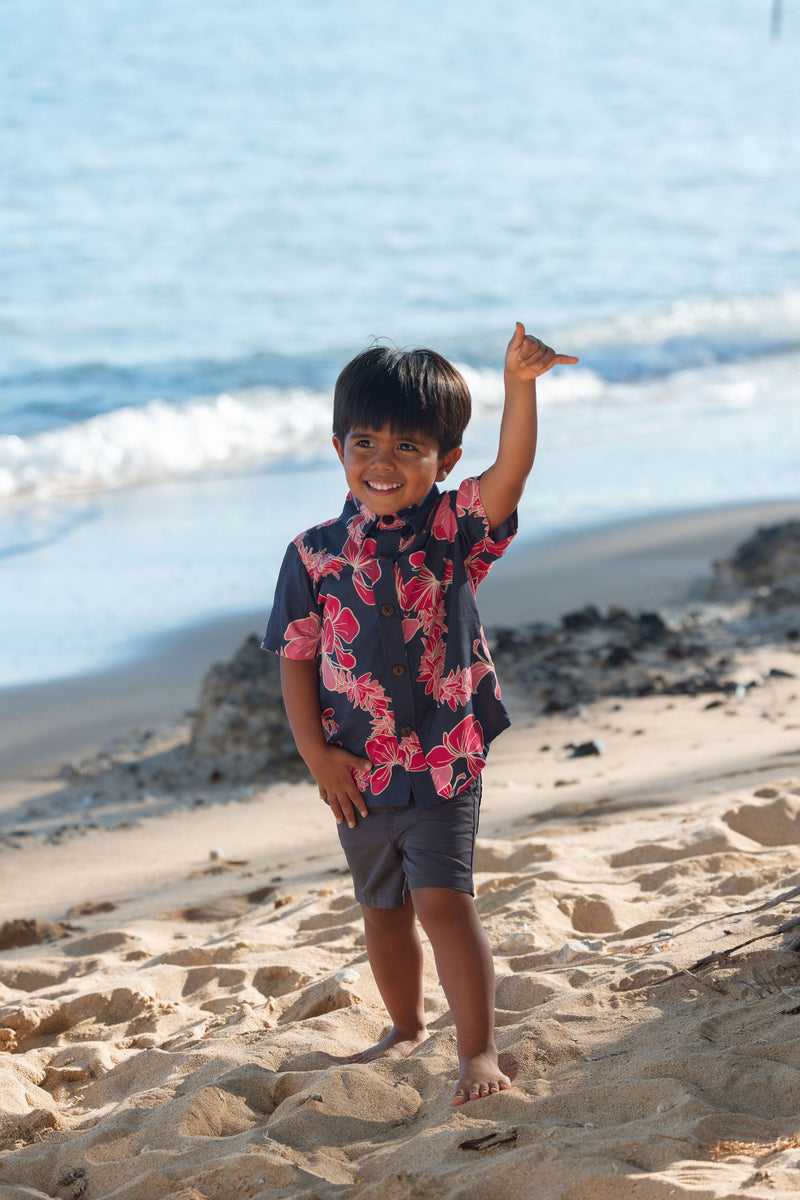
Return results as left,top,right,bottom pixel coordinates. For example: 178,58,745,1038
279,655,328,764
278,654,370,826
480,325,577,532
479,374,537,532
497,371,539,489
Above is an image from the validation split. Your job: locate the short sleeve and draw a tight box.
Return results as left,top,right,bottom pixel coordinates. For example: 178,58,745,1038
451,477,518,588
262,542,323,659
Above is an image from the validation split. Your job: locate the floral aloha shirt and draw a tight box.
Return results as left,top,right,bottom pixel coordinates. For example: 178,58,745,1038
262,477,517,808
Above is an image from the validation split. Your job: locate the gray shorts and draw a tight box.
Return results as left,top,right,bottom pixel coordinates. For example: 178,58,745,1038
337,776,482,909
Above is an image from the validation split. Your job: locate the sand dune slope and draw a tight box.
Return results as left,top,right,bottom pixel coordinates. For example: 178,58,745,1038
2,655,800,1199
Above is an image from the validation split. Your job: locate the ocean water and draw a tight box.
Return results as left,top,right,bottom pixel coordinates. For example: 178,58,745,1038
1,0,799,687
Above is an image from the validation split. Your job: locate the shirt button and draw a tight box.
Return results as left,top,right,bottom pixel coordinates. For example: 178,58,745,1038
378,555,389,561
392,664,405,676
399,724,413,738
381,603,395,616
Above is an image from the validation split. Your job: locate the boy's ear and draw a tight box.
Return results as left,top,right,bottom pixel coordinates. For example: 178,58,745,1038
436,446,462,481
332,435,345,465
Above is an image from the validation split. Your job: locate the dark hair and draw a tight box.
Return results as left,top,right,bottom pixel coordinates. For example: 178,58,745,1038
333,346,471,455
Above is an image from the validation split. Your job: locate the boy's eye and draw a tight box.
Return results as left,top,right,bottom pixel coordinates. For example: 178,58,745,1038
398,442,419,452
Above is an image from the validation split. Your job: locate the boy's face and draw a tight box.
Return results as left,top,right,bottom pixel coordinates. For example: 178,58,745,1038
333,425,462,516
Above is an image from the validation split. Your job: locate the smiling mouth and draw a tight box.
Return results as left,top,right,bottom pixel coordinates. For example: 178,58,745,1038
366,481,403,492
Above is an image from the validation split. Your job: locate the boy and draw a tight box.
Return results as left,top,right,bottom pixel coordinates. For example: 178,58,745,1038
263,323,578,1105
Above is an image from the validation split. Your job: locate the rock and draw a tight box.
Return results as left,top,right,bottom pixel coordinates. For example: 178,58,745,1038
712,520,800,608
188,635,304,784
568,740,605,758
635,612,670,644
554,939,604,963
721,520,800,588
561,605,602,632
603,645,636,669
498,929,537,953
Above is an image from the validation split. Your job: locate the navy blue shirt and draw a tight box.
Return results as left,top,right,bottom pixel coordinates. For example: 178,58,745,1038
263,477,517,807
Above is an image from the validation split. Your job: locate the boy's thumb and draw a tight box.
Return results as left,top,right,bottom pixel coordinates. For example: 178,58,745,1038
510,320,525,348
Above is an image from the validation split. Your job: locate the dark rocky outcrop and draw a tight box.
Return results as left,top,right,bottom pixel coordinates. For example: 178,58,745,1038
711,520,800,609
188,635,303,783
182,522,799,780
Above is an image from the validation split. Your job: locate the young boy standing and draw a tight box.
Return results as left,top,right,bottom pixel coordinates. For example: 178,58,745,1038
263,323,578,1105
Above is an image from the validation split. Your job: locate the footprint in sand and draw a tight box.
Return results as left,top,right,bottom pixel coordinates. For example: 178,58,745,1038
474,839,555,873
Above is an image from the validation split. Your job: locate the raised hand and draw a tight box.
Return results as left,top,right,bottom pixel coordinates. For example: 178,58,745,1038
505,321,579,381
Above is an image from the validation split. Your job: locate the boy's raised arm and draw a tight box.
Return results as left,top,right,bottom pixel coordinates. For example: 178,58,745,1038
479,322,578,533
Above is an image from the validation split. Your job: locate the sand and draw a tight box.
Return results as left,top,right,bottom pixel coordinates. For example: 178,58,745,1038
2,499,800,1200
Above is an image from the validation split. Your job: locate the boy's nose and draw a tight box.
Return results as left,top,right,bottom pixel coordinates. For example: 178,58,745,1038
370,446,395,469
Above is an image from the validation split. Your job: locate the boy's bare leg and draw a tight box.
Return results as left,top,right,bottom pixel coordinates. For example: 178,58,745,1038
352,892,429,1061
411,886,511,1105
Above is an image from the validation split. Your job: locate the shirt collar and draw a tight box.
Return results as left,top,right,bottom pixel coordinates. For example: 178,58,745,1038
341,484,441,543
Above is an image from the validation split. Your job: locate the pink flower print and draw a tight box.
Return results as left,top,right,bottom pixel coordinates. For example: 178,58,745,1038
398,732,427,772
346,505,374,538
426,714,485,795
294,538,344,583
321,708,338,738
342,533,380,605
455,476,486,521
432,496,458,542
402,617,421,644
363,736,404,795
417,629,447,697
435,668,472,712
465,538,506,590
401,564,443,618
352,761,372,792
416,604,446,677
473,631,501,699
346,671,392,722
283,613,322,659
321,595,359,669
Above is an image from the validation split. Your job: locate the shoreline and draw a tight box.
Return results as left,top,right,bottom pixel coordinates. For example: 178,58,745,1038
1,494,797,783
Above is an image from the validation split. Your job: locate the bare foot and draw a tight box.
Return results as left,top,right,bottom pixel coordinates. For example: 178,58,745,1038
350,1026,429,1064
451,1052,511,1105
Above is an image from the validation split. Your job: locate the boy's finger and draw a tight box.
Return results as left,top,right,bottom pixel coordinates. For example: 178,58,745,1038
337,795,359,829
349,788,369,818
553,354,580,365
508,321,526,350
327,796,345,824
518,339,547,362
349,754,372,773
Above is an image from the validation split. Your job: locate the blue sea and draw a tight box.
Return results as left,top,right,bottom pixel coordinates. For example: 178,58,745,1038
1,0,799,687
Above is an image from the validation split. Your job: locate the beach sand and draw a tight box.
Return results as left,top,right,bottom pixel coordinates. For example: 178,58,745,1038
1,499,800,1200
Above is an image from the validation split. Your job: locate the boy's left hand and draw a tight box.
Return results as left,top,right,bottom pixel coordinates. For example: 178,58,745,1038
505,321,579,381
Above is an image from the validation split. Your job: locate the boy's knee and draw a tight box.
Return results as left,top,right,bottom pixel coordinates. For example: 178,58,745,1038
411,886,474,923
360,896,414,928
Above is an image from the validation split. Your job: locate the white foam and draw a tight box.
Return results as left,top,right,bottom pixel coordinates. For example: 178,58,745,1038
0,366,609,502
3,288,798,505
0,386,334,501
554,291,800,358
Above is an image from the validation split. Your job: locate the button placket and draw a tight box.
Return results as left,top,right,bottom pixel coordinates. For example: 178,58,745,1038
371,530,416,742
